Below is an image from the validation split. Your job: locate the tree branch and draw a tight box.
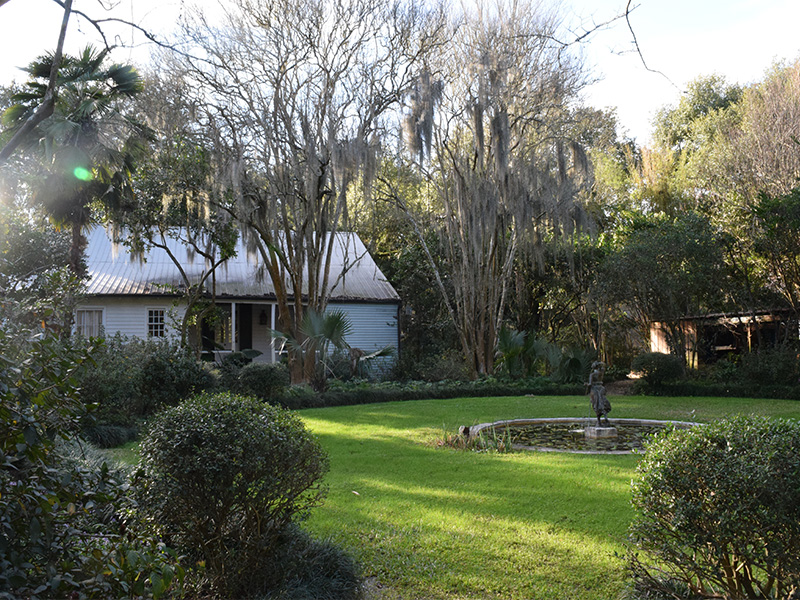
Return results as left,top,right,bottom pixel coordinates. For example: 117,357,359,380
624,0,679,89
0,0,72,164
47,0,209,64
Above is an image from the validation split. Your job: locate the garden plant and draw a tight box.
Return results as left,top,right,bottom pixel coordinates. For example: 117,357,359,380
0,322,181,599
134,392,359,598
628,415,800,599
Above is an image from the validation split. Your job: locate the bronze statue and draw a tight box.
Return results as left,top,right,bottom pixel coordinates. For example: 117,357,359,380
587,361,611,427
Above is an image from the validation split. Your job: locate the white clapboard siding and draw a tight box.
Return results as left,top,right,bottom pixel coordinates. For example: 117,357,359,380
330,302,399,376
78,228,401,373
330,303,398,353
98,297,186,340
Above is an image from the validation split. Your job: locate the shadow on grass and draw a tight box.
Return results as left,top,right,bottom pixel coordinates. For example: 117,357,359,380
305,422,635,599
302,394,800,599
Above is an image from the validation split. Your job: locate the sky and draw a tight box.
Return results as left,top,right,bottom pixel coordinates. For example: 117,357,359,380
1,0,799,145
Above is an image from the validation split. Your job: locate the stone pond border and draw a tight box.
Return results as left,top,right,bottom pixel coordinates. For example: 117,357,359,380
466,418,700,455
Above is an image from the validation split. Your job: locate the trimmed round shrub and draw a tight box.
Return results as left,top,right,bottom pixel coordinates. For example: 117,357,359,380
631,351,685,387
135,392,330,597
628,416,800,599
236,361,290,402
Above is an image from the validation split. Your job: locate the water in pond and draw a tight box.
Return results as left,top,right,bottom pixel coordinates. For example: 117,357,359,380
491,421,669,453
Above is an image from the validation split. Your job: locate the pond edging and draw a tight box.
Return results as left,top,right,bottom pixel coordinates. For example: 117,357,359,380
467,418,699,454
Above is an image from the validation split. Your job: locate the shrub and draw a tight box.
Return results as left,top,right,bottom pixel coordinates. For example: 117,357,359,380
278,383,323,410
78,334,213,431
628,416,800,599
135,392,332,597
236,361,290,402
254,525,361,600
631,352,685,387
736,345,800,385
213,349,261,390
82,422,140,448
398,349,471,382
547,345,596,384
0,323,181,599
643,380,800,400
270,377,583,410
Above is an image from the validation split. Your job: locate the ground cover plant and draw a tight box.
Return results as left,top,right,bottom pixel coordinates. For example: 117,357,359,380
297,394,800,600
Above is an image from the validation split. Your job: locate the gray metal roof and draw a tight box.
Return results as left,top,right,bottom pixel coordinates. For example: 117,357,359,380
84,228,400,302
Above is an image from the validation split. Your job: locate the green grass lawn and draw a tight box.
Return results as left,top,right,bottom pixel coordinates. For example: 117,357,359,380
299,394,800,599
102,439,140,465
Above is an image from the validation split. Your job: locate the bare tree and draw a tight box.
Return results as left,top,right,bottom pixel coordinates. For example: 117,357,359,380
398,0,593,376
729,60,800,200
165,0,444,382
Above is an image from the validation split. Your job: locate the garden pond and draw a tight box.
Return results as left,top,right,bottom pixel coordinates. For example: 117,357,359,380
470,418,698,454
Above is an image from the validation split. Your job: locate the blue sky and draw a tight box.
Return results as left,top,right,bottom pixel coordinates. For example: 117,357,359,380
2,0,799,144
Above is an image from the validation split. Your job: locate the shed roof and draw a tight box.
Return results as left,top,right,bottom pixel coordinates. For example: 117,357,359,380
84,227,400,303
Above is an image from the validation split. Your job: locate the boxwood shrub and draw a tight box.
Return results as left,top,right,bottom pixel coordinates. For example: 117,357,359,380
274,376,584,410
134,392,356,598
235,361,290,402
628,415,800,599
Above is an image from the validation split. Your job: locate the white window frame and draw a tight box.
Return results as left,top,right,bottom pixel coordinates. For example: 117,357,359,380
147,307,167,338
75,307,104,338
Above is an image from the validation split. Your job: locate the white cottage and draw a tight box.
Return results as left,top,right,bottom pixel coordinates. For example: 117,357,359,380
76,228,401,367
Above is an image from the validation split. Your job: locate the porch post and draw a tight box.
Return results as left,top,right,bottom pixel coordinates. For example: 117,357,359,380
270,303,277,363
231,301,237,352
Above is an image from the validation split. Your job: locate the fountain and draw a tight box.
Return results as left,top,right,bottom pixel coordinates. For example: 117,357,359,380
465,417,697,454
585,361,616,439
461,363,697,453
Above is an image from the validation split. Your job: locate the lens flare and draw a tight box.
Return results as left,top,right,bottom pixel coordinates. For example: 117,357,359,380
73,167,92,181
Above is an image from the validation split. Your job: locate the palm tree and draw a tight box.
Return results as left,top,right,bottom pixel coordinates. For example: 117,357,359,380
2,46,151,278
273,308,353,391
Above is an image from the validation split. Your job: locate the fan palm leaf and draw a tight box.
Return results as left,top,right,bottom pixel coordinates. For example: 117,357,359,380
3,46,151,278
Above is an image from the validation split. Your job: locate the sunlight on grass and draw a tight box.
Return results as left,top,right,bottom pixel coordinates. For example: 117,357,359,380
100,394,800,599
301,394,800,599
302,398,636,599
102,440,140,465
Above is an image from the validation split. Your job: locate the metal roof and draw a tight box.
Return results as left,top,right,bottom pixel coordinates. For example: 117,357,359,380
84,228,400,302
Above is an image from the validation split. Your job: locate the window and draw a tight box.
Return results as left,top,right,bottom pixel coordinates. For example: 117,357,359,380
75,309,103,338
148,308,166,338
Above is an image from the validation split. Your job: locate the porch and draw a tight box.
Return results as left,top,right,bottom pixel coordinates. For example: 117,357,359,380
201,301,282,364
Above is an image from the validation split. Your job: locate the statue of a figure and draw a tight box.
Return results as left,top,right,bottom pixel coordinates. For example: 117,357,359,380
587,361,611,427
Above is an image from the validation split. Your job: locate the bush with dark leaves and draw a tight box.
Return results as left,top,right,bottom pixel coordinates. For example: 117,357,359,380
78,334,213,441
632,352,685,388
0,323,181,599
236,362,290,402
135,392,340,598
629,415,800,599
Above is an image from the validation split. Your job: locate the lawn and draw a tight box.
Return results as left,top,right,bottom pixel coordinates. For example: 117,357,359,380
299,394,800,599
